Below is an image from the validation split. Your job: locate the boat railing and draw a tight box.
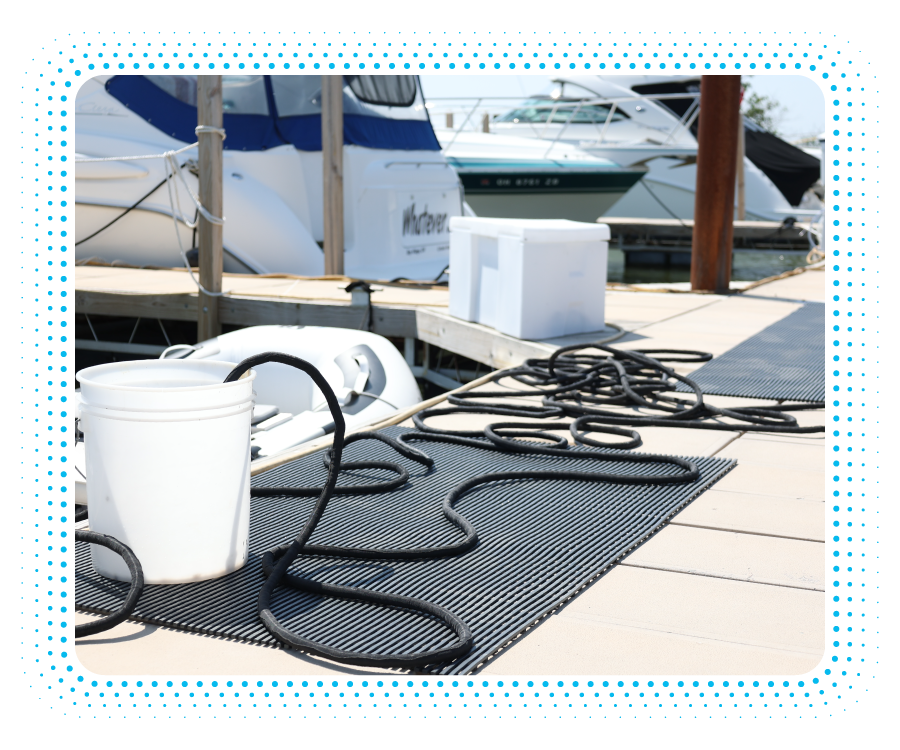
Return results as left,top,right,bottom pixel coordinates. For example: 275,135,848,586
427,92,701,153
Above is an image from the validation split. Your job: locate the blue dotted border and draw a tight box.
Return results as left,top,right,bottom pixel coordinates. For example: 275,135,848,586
17,29,881,719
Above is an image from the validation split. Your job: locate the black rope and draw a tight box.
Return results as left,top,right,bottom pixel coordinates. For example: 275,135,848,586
75,160,197,248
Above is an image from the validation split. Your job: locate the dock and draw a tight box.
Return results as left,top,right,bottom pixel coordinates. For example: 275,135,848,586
75,261,819,370
602,216,818,267
74,266,827,676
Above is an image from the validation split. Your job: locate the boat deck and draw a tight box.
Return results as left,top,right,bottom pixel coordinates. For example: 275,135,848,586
75,268,827,676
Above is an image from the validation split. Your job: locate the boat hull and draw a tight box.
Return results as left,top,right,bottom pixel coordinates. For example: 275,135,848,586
463,190,629,223
454,164,645,222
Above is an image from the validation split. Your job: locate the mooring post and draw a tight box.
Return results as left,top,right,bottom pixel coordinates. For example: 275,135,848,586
197,75,223,340
736,105,746,221
321,75,344,277
690,75,742,293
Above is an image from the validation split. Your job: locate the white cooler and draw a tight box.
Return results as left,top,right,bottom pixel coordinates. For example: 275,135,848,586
449,217,610,340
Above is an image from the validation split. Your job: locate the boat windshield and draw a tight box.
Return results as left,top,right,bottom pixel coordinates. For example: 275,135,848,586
271,77,420,119
495,98,628,125
147,74,425,120
148,75,270,115
112,74,440,152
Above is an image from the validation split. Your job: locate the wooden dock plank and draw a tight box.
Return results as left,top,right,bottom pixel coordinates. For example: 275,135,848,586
74,266,444,338
76,289,419,338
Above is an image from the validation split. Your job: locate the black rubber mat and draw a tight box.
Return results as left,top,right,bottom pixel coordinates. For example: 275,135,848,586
75,426,735,674
675,302,825,402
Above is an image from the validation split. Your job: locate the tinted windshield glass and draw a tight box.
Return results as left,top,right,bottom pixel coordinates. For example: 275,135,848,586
272,75,420,117
271,76,427,120
346,76,417,107
496,99,627,125
146,75,269,115
270,76,323,117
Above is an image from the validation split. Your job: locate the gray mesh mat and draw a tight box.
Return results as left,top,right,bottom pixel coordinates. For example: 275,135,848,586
675,301,825,402
75,426,735,674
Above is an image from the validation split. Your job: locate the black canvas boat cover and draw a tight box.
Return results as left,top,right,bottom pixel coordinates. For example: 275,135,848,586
630,80,821,207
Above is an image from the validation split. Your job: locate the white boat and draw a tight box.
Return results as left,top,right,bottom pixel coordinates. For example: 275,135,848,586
74,324,423,503
488,76,823,222
176,325,422,460
74,75,462,281
435,129,646,223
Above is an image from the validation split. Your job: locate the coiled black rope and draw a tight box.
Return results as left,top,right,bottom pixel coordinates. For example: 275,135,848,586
437,343,824,435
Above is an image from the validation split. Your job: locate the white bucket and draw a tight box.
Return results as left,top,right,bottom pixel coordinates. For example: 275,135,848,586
76,360,256,585
78,359,255,411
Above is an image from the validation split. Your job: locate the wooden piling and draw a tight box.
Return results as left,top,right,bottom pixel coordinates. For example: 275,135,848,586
197,75,223,340
321,75,344,276
690,75,742,293
736,111,746,221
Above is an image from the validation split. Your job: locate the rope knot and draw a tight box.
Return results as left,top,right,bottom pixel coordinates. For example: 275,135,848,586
195,125,227,140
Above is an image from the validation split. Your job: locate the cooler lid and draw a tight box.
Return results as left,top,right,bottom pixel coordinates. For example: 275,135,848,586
449,216,611,243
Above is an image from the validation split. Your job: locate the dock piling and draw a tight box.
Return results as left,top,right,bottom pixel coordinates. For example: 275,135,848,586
736,104,746,221
322,76,345,276
197,75,224,340
691,75,742,293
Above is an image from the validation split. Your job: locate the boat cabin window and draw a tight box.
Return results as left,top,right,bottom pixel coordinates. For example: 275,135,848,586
495,98,628,125
345,76,417,107
271,75,420,118
146,75,270,115
629,80,700,120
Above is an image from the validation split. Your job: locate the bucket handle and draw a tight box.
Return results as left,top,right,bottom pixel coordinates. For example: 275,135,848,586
159,344,198,360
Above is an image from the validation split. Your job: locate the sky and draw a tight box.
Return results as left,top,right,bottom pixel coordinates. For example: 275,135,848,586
419,74,825,142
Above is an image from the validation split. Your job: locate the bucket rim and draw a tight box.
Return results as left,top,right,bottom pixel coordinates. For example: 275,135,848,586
78,393,256,414
76,359,256,393
79,399,255,423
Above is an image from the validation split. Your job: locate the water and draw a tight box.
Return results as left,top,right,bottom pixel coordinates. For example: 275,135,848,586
606,248,811,285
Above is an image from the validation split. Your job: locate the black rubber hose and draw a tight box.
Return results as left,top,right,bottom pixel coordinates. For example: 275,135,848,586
227,352,704,668
225,352,475,668
399,429,698,485
451,343,825,435
74,530,144,638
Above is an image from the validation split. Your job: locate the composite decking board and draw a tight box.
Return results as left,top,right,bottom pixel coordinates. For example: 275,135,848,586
75,426,734,674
